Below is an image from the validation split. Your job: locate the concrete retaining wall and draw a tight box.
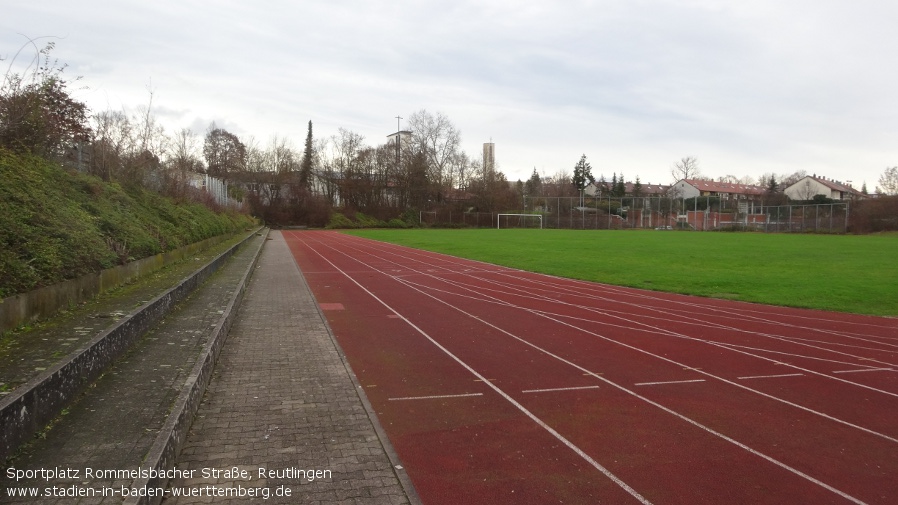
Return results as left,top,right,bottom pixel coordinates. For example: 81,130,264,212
0,234,234,335
127,229,268,505
0,228,262,463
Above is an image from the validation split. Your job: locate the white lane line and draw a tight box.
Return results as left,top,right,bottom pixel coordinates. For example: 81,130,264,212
418,273,898,401
832,367,896,374
303,241,653,505
389,393,483,401
522,385,601,394
738,373,805,380
377,266,868,505
634,379,706,386
305,233,874,505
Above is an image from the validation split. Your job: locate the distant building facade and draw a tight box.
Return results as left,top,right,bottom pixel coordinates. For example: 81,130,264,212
386,130,412,149
783,175,864,201
483,142,495,172
671,179,767,200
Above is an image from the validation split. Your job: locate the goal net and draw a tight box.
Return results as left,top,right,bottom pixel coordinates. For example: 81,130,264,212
497,214,543,229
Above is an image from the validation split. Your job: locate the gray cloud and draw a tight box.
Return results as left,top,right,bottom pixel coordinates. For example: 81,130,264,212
3,0,896,187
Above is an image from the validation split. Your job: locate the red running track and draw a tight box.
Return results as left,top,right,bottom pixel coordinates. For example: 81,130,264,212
284,230,898,505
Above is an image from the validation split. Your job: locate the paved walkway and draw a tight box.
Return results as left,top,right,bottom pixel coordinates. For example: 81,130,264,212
163,230,417,504
1,230,418,504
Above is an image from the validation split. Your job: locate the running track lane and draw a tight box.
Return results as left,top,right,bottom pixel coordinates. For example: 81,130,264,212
284,230,898,505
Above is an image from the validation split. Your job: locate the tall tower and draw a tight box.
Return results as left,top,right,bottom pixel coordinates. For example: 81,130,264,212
483,141,495,172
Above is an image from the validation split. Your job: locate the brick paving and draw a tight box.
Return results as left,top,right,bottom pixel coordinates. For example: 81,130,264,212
163,230,418,504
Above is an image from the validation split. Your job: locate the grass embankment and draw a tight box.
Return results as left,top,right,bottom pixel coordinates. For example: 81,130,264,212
0,149,255,298
349,228,898,316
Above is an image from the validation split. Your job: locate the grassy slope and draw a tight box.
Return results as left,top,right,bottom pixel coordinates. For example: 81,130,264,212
349,228,898,316
0,149,255,298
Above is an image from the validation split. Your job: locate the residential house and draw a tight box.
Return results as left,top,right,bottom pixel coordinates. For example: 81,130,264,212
783,175,865,201
671,179,767,200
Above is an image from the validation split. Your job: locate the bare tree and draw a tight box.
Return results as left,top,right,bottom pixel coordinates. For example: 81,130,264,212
877,166,898,195
545,170,576,198
313,137,339,205
780,170,807,188
267,134,297,173
718,174,755,185
163,127,203,196
133,87,166,157
90,109,133,181
671,156,701,182
407,109,461,193
795,178,819,201
203,123,246,179
167,128,202,172
243,136,266,173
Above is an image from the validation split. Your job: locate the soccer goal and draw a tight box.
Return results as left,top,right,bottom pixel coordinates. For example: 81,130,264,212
497,214,543,229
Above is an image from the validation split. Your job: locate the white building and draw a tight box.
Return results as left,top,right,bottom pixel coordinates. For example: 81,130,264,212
783,175,864,201
483,142,495,172
386,130,412,149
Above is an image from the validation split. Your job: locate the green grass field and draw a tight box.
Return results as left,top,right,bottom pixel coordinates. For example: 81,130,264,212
348,229,898,316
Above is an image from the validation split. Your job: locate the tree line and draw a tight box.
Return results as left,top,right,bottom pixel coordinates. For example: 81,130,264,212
0,43,535,226
3,42,897,228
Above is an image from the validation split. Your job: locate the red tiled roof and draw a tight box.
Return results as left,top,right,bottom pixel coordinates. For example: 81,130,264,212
683,179,766,195
807,176,860,195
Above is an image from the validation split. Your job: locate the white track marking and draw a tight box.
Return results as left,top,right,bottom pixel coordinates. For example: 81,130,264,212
521,385,601,394
738,373,805,380
321,234,898,408
465,274,898,363
389,393,483,401
832,367,896,374
298,233,873,505
399,274,898,400
488,266,898,337
391,272,898,404
302,240,653,505
635,379,706,386
358,247,898,365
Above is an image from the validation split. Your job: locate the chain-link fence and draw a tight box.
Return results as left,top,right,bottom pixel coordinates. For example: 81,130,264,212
420,196,851,233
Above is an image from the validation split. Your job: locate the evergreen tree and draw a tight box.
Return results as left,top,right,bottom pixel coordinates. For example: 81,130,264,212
615,173,626,197
524,167,542,196
299,120,314,190
572,154,594,190
596,175,608,196
572,154,594,206
632,176,643,198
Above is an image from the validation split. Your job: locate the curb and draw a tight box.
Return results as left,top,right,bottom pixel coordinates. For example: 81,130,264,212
126,228,269,505
0,228,263,464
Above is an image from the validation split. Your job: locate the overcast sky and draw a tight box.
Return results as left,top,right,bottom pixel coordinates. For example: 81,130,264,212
4,0,896,189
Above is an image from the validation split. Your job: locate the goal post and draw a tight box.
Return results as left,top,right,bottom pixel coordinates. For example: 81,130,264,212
497,213,543,229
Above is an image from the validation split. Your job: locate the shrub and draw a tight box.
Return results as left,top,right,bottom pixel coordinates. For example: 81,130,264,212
0,149,254,298
354,212,386,228
325,213,357,229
